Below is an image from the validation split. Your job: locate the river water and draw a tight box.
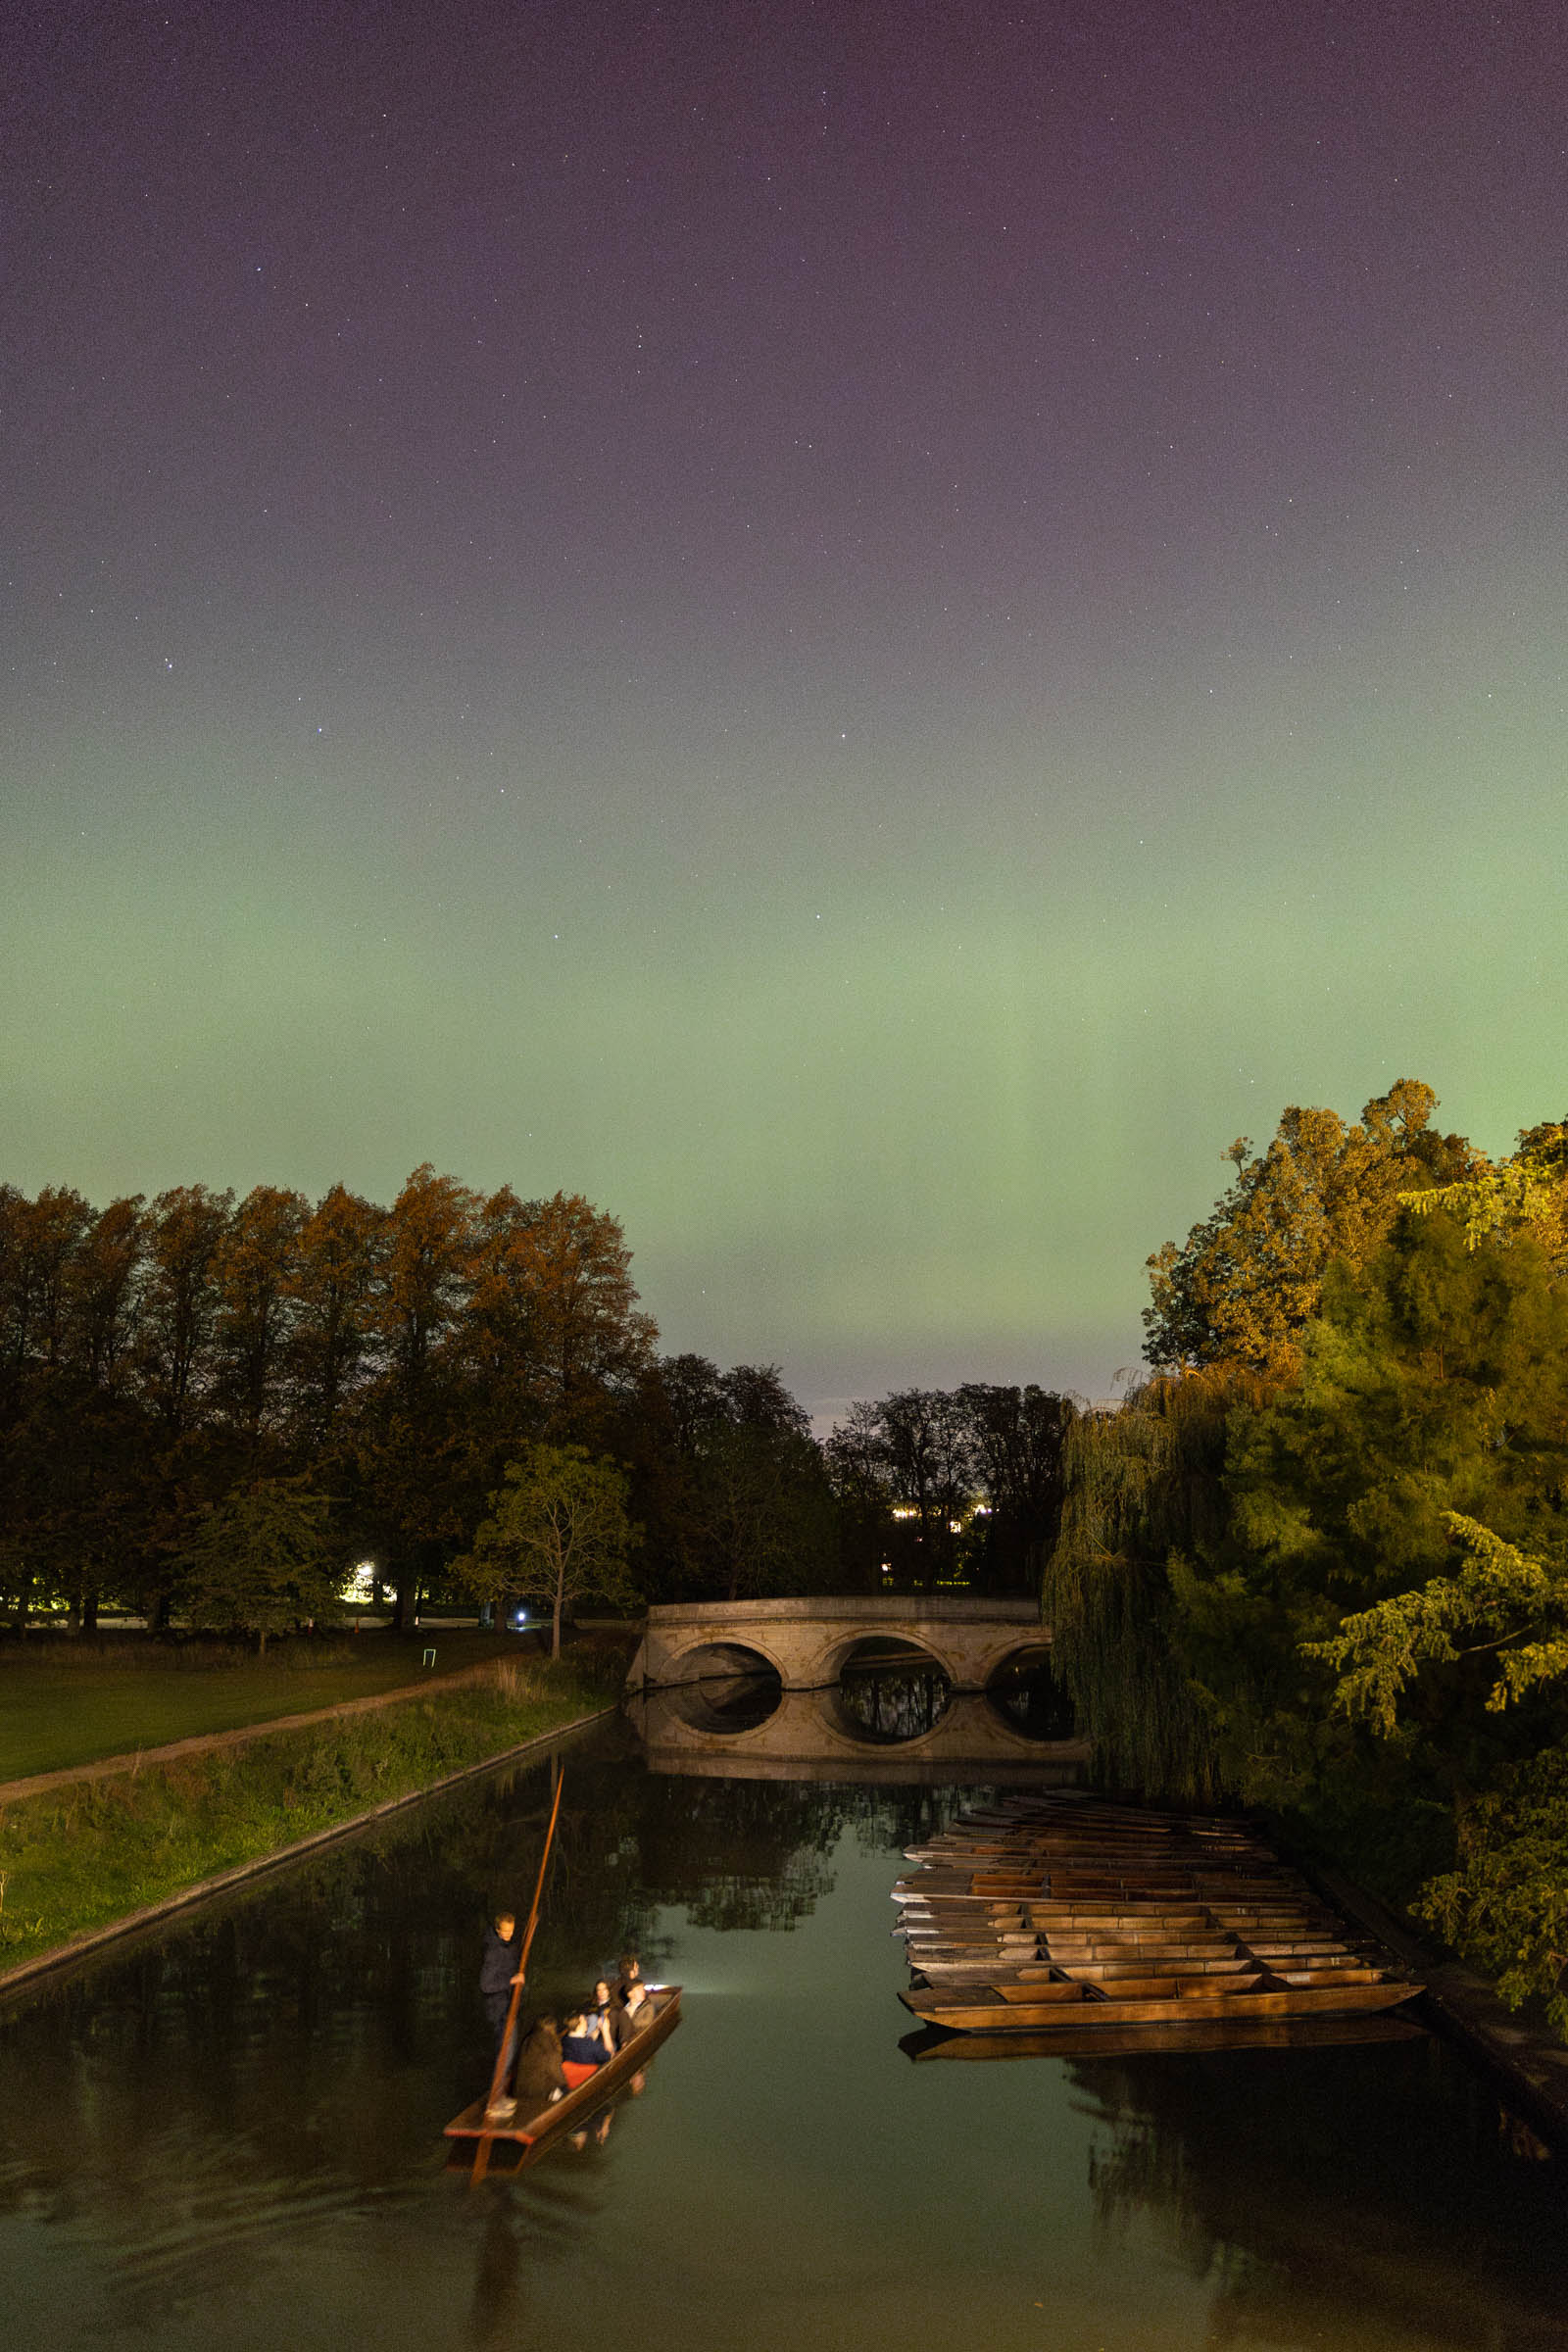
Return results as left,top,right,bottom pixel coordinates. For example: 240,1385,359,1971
4,1715,1565,2352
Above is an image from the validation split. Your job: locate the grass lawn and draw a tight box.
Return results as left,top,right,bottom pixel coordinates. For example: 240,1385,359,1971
0,1629,551,1782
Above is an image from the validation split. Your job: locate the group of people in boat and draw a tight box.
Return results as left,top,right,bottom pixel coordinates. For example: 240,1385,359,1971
479,1908,653,2123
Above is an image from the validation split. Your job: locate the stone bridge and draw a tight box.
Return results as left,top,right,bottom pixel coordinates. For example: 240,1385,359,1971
624,1594,1051,1694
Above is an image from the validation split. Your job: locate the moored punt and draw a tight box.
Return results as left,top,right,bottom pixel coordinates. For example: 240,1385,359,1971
892,1793,1422,2036
1042,1935,1239,1953
900,2013,1429,2062
1054,1956,1257,1979
445,1986,683,2167
996,1973,1267,2001
901,1980,1421,2031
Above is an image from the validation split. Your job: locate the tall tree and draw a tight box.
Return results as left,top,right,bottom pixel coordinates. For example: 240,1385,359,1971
657,1352,728,1455
64,1197,145,1392
824,1399,897,1592
1144,1080,1475,1376
137,1185,234,1436
355,1165,479,1629
1399,1113,1568,1271
874,1389,974,1586
959,1382,1075,1593
288,1183,385,1442
687,1421,837,1601
505,1192,658,1432
214,1185,309,1445
720,1362,810,1439
378,1163,477,1391
455,1443,642,1656
1176,1210,1568,1811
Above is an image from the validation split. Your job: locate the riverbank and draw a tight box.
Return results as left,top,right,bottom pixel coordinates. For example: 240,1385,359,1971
1295,1846,1568,2156
0,1642,632,1986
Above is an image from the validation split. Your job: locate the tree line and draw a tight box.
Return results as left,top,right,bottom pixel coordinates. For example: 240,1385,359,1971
1046,1079,1568,2034
0,1166,1075,1640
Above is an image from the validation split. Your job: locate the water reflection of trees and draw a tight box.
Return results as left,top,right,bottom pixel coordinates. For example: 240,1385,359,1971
1071,2047,1568,2352
986,1656,1076,1740
837,1664,953,1741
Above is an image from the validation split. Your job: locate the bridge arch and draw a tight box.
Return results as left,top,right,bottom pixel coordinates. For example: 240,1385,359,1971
809,1629,952,1688
656,1633,787,1688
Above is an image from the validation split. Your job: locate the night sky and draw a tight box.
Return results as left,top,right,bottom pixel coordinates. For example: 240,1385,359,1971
5,0,1565,1416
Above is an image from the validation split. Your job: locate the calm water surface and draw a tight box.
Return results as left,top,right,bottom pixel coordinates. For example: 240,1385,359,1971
3,1719,1565,2352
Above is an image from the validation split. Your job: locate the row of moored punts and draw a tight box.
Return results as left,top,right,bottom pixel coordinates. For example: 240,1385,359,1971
896,1792,1423,2034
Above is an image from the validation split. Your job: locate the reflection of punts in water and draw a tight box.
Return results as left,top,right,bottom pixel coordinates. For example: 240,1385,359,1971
446,1986,683,2170
894,1794,1423,2035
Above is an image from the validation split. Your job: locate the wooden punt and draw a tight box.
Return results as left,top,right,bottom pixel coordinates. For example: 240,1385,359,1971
445,1986,682,2162
1268,1965,1389,1985
904,1929,1040,1945
893,1793,1424,2036
1239,1940,1359,1957
901,2013,1429,2062
1055,1957,1257,1980
901,1979,1421,2032
911,1956,1062,1976
1028,1900,1219,1916
902,1912,1036,1930
1044,1943,1240,1963
999,1974,1266,2002
945,1978,1087,2004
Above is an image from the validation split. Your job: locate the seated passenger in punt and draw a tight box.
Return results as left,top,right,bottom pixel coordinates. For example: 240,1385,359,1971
485,2016,566,2123
589,1979,628,2053
618,1980,652,2038
614,1954,643,2006
561,2011,612,2075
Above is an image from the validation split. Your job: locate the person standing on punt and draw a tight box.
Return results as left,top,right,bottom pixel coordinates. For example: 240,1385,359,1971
480,1909,525,2062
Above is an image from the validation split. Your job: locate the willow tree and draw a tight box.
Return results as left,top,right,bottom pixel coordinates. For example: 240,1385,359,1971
1042,1370,1266,1801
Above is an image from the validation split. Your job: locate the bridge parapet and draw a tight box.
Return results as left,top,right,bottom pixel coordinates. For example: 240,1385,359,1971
627,1594,1049,1693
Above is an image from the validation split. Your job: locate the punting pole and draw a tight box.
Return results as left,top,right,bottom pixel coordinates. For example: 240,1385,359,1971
471,1757,565,2185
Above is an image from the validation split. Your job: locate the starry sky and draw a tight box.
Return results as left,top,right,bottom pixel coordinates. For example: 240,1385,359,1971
5,0,1565,1418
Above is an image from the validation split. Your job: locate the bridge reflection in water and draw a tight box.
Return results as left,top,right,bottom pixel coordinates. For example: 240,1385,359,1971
624,1654,1090,1784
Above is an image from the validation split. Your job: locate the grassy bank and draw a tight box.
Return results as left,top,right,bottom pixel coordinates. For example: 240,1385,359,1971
0,1629,548,1782
0,1643,630,1976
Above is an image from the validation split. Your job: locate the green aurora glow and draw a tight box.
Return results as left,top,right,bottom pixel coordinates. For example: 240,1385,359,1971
6,2,1566,1412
